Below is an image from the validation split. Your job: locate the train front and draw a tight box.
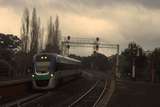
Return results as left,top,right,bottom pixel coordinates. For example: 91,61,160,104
32,53,57,90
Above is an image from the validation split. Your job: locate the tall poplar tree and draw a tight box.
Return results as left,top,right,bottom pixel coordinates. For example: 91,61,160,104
21,8,30,53
53,16,61,53
30,8,41,54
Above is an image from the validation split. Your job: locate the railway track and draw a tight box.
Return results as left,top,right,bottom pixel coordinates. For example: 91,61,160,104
0,77,111,107
20,77,97,107
68,80,109,107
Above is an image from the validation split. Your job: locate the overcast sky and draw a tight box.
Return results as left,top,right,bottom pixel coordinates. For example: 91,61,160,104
0,0,160,54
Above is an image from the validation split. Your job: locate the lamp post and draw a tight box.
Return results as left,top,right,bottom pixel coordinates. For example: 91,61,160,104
132,57,136,80
130,44,139,80
150,53,155,82
116,44,120,78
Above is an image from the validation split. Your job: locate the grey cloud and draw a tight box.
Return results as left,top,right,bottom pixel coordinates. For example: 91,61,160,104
0,0,160,51
49,0,160,10
0,0,26,7
1,0,160,11
118,19,160,50
75,0,160,9
1,0,160,14
0,0,160,14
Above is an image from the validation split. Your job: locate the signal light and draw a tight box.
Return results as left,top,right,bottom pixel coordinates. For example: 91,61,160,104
0,40,4,44
51,74,53,77
96,37,99,42
67,35,71,40
96,45,99,50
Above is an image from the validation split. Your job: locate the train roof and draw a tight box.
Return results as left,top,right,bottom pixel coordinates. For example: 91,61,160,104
57,54,81,62
34,53,81,64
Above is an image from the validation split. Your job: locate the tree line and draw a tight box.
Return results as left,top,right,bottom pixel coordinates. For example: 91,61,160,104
21,8,61,55
120,42,160,82
0,7,62,79
69,53,112,72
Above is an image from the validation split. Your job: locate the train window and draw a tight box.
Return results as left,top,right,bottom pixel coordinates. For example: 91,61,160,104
35,62,50,73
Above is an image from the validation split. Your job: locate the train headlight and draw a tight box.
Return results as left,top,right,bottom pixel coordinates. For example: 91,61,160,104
50,74,54,77
32,75,35,77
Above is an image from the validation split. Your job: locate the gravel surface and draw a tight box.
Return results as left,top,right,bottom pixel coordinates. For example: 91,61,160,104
107,80,160,107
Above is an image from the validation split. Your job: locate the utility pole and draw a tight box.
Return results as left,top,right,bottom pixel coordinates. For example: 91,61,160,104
66,35,70,56
151,59,155,82
116,44,120,78
145,51,153,82
132,57,136,80
150,52,155,82
61,35,70,56
93,37,99,54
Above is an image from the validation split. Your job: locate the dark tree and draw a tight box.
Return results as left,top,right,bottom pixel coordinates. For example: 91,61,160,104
0,33,22,78
30,8,41,54
45,16,61,53
46,16,54,52
21,8,30,53
121,42,148,80
151,48,160,82
53,16,61,53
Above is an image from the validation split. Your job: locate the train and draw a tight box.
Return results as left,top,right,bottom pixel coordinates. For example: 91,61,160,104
32,53,82,90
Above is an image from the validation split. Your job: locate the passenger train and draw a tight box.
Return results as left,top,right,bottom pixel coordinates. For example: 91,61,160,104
32,53,82,90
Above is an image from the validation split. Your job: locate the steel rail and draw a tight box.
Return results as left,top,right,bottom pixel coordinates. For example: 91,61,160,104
68,81,99,107
20,92,54,107
92,80,110,107
2,92,48,107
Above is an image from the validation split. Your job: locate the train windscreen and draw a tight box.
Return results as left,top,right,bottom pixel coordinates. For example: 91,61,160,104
34,54,56,73
35,62,50,73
